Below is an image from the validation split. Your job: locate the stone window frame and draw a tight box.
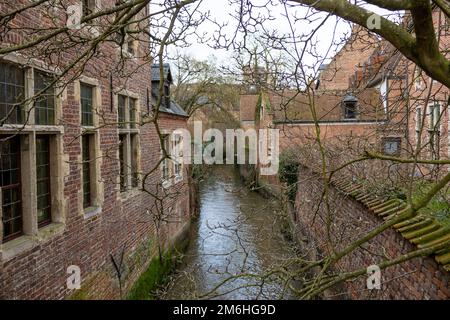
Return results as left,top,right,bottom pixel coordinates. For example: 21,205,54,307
75,76,103,219
115,90,141,198
0,56,66,261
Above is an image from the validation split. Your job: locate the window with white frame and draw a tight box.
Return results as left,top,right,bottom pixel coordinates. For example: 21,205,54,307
428,103,441,132
428,103,441,159
0,60,63,244
415,106,423,143
172,133,183,182
161,134,171,184
414,68,424,91
118,94,139,192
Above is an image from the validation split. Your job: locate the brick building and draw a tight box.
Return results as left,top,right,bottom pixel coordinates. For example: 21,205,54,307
0,1,192,299
239,8,450,166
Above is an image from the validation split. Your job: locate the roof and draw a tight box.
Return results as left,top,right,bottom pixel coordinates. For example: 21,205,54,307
159,100,188,117
151,63,172,83
332,176,450,272
150,90,188,117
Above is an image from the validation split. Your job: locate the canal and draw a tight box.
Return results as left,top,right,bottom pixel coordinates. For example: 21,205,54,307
159,166,298,300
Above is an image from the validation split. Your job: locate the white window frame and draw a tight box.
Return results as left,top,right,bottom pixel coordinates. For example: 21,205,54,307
161,133,172,188
172,132,184,183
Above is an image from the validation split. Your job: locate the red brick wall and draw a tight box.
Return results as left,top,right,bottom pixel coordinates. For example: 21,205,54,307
293,166,450,299
0,1,192,299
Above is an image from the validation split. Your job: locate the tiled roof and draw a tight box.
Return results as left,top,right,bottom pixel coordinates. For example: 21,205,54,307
332,177,450,272
150,89,188,117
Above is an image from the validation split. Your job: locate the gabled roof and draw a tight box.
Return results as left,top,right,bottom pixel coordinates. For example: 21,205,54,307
151,63,172,83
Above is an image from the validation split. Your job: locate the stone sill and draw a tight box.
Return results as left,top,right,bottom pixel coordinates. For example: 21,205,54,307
0,222,65,262
84,206,102,220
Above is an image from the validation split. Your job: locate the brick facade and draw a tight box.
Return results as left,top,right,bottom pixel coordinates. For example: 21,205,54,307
0,1,192,299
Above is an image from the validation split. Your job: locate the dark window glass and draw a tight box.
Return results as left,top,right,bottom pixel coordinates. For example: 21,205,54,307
0,62,25,124
36,135,51,227
118,95,126,128
344,102,357,119
80,84,94,126
1,136,22,241
82,135,91,208
119,134,126,192
131,134,138,188
34,71,55,125
127,38,135,55
82,0,95,17
129,98,136,128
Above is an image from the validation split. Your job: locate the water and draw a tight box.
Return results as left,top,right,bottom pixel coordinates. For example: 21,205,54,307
159,166,297,300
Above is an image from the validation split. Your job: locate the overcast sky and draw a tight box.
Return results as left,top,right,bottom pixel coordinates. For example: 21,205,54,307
151,1,396,73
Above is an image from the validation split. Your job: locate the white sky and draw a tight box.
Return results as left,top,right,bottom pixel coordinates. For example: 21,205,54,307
151,0,397,73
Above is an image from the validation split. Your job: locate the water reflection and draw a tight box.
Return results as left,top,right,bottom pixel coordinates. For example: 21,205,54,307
161,166,296,300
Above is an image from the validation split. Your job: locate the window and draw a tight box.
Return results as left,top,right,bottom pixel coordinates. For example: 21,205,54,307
161,134,170,182
414,69,423,90
118,95,126,128
129,98,136,129
36,136,52,227
82,0,96,18
173,133,183,182
441,15,450,36
34,71,55,125
81,135,92,208
0,62,25,124
382,137,401,156
117,94,139,192
80,83,94,126
344,101,357,119
428,103,441,132
119,134,126,192
1,62,64,245
1,136,22,242
428,103,441,160
414,106,424,145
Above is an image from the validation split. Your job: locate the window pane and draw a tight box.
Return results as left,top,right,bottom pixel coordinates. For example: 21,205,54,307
34,71,56,125
80,84,94,126
129,98,136,129
118,95,126,128
82,135,92,208
0,136,22,241
0,62,24,124
119,134,126,191
131,134,138,188
36,135,51,227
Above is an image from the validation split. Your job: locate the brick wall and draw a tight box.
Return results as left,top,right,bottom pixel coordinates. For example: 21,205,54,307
0,1,193,299
293,166,450,299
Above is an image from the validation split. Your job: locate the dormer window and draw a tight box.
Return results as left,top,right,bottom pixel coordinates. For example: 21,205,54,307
343,94,358,119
